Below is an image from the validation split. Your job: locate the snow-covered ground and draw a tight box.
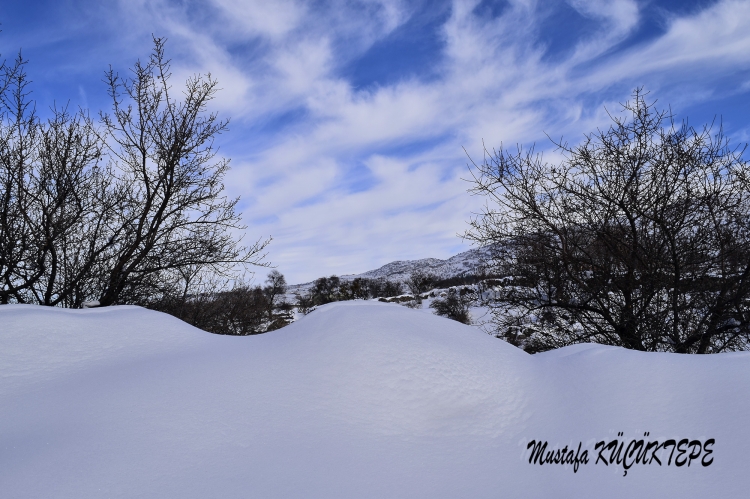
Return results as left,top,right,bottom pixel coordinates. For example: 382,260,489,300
1,302,748,498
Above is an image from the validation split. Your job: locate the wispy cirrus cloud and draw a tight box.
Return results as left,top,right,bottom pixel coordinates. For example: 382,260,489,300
3,0,750,282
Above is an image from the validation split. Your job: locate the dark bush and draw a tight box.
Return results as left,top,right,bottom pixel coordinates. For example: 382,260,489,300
430,288,474,324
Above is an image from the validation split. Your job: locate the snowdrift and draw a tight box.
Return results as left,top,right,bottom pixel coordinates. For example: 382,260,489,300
1,301,748,498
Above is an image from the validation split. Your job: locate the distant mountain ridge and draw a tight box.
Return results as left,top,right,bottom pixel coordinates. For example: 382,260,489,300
289,246,491,291
352,246,491,282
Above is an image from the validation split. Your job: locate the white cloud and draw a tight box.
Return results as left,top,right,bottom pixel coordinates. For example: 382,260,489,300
50,0,750,282
222,0,750,282
566,0,640,62
584,0,750,90
210,0,306,40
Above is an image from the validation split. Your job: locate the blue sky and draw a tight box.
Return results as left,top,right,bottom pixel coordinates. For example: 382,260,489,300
2,0,750,283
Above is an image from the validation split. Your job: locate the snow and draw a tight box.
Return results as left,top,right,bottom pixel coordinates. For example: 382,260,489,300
1,301,749,498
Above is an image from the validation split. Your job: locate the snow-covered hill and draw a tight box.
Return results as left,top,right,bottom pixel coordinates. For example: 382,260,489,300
1,302,748,497
353,245,491,281
288,246,491,295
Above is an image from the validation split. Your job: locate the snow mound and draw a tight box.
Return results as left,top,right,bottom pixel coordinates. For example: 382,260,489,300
1,302,748,498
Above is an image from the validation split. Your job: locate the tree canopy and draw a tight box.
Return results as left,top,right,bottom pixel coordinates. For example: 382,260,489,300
466,90,750,353
0,38,268,309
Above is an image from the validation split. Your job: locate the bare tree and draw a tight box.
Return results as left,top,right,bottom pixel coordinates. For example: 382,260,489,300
0,52,37,304
466,89,750,353
0,53,116,307
143,269,293,335
262,270,288,322
0,38,269,311
95,37,268,306
32,105,124,307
